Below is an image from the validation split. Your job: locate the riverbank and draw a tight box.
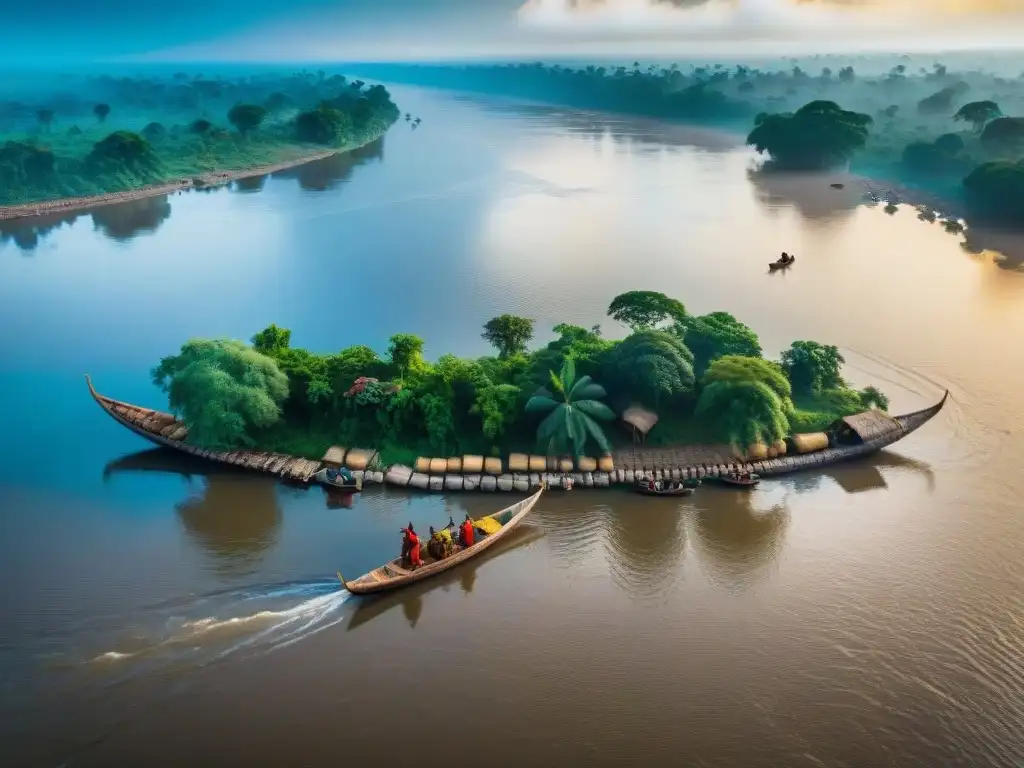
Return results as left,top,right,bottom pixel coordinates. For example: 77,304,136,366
0,145,362,221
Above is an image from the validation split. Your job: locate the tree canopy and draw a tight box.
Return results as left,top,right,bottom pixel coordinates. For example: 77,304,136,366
963,159,1024,224
227,103,268,135
602,330,695,409
525,356,615,457
746,100,872,170
677,311,762,378
151,339,289,449
696,379,789,448
780,341,845,396
481,314,534,358
702,355,792,407
953,100,1001,132
387,333,427,379
86,131,158,172
979,117,1024,153
295,104,353,144
607,291,686,331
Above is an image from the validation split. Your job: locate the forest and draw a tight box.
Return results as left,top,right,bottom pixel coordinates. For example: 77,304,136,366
150,290,889,466
0,70,400,206
344,59,1024,226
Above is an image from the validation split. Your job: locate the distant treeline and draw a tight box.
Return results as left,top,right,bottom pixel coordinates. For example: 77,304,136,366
345,61,1024,227
0,70,400,207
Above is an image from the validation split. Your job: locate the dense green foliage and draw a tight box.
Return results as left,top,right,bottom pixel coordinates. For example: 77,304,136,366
482,314,535,358
152,291,890,458
746,101,873,170
524,356,615,457
963,159,1024,223
0,70,400,206
607,291,687,331
151,339,289,449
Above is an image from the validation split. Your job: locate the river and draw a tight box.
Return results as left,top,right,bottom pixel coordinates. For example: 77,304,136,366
2,84,1023,767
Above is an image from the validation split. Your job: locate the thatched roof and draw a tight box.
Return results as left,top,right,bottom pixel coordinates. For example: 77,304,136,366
836,410,900,442
322,446,347,464
621,404,659,435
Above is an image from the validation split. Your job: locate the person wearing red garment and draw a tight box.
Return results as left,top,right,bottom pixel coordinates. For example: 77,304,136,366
401,523,423,569
459,515,475,547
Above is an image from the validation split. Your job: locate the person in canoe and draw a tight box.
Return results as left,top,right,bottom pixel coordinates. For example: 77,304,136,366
401,523,423,569
428,525,455,560
459,514,475,547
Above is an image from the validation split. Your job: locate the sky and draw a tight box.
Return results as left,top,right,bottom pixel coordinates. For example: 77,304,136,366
5,0,1024,64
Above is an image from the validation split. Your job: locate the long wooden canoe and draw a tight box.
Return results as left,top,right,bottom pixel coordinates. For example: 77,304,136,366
340,486,544,595
633,483,694,497
85,374,323,483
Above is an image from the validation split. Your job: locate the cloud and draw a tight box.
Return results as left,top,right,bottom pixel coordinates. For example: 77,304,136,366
516,0,1024,46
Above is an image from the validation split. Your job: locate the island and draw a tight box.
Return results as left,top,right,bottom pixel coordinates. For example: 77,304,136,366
0,70,400,217
86,290,946,492
341,60,1024,228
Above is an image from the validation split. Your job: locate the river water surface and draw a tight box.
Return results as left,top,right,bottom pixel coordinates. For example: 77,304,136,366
2,85,1024,767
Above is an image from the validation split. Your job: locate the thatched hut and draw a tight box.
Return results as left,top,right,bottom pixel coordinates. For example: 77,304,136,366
830,411,900,445
621,404,659,444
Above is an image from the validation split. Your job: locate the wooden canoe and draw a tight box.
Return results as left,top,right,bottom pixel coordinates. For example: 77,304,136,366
85,375,323,483
768,257,795,271
715,474,761,488
633,483,694,497
313,468,362,492
340,486,543,595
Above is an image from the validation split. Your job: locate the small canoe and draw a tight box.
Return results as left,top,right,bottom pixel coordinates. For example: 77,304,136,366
716,473,760,488
768,257,795,271
339,486,543,595
634,482,694,497
313,467,362,492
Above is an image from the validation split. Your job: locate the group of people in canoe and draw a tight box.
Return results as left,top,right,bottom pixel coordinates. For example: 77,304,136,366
399,515,478,570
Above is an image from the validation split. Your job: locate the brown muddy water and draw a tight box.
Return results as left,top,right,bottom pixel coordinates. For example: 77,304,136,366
1,85,1023,768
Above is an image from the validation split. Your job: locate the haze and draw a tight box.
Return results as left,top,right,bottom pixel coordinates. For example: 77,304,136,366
5,0,1024,63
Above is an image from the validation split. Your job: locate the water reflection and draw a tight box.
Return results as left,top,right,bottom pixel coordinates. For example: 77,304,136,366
232,175,267,194
791,451,935,495
687,486,791,591
747,167,860,223
960,225,1024,271
271,138,385,192
346,525,546,633
472,100,741,154
90,196,172,241
102,449,282,575
0,195,173,252
602,497,687,597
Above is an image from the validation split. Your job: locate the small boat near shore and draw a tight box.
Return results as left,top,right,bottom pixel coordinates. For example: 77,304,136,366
634,482,694,497
339,486,543,595
712,473,760,489
313,467,362,492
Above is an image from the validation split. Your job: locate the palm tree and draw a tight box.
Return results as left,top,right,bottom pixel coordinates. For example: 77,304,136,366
525,357,615,458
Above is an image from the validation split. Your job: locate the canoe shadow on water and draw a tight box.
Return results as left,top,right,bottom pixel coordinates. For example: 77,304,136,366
344,525,547,633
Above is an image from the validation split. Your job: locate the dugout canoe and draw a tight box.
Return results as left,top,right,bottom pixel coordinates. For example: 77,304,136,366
85,374,323,483
339,486,543,595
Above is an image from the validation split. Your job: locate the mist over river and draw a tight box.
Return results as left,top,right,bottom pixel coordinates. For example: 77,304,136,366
2,84,1023,767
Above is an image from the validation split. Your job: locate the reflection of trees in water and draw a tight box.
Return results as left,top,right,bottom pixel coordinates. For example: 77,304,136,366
0,208,80,251
0,194,172,251
959,224,1024,271
472,99,739,153
272,137,385,192
602,498,687,597
102,448,282,575
688,488,790,592
232,174,267,194
747,167,860,223
90,195,172,241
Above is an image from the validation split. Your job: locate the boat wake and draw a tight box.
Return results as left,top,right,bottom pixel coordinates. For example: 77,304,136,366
84,578,351,676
